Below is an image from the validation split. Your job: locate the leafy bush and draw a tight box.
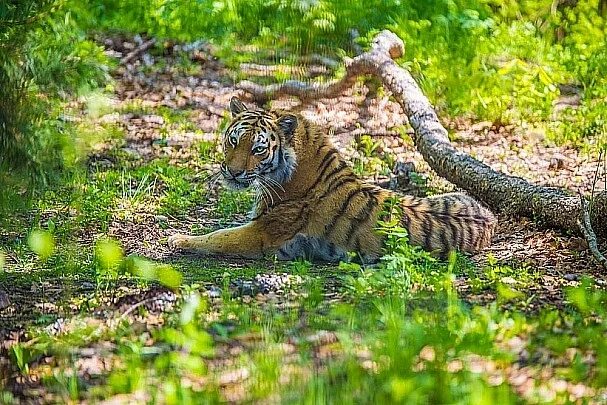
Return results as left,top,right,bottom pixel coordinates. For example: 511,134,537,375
0,0,109,213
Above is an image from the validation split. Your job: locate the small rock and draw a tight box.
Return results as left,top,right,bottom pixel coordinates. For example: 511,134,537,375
500,276,517,285
121,147,142,159
549,153,567,170
81,282,96,290
471,121,492,132
143,114,164,125
99,113,121,124
207,286,222,298
563,273,579,281
154,215,168,223
142,53,154,66
233,280,256,296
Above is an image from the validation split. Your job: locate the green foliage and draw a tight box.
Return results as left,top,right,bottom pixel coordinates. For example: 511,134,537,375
4,1,607,402
0,0,110,215
216,189,254,222
28,229,56,261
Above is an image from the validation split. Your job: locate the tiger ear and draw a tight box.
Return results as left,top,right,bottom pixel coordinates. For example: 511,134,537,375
229,97,248,117
277,114,298,141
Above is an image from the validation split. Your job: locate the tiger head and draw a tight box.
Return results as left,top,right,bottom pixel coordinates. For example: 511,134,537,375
220,97,298,190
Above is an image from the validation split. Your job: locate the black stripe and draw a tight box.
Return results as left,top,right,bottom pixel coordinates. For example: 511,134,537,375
317,150,338,178
322,161,348,184
401,211,411,234
463,220,475,249
440,228,450,254
318,176,358,200
423,217,434,250
305,151,339,193
303,120,310,142
345,193,378,246
449,220,460,250
354,237,362,254
324,188,361,237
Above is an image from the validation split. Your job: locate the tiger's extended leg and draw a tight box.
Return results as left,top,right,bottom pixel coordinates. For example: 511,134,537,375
168,221,292,259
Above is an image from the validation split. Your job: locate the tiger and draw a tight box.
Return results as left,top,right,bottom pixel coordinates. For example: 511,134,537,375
167,97,497,263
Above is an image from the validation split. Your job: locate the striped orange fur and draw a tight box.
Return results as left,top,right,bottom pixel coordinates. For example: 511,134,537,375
168,97,497,262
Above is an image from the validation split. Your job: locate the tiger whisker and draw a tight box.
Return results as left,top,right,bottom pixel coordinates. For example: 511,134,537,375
205,171,222,191
257,176,279,206
256,180,274,206
256,176,282,202
263,176,286,193
201,170,221,184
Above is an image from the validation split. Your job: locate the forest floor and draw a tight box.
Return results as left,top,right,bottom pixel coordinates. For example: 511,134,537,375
1,37,607,403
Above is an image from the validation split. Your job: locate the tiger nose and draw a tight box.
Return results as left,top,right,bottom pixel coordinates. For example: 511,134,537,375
228,167,245,178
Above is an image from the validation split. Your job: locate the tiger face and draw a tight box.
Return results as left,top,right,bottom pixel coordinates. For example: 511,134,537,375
220,97,298,190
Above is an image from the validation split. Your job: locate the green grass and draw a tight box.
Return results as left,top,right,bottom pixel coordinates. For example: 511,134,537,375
3,164,607,403
7,253,607,403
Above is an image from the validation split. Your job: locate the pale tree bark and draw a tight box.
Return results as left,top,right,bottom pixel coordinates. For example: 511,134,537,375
238,30,607,265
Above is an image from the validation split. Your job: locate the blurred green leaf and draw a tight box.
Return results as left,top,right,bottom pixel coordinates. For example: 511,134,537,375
95,239,124,270
156,265,183,289
28,230,55,260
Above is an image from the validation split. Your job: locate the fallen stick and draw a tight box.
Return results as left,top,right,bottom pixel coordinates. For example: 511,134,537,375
121,38,157,65
578,195,607,268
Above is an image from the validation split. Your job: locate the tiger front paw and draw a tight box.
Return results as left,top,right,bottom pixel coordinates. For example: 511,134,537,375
167,233,194,250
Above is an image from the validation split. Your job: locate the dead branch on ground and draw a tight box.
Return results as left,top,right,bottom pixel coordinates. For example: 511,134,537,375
577,195,607,268
238,30,607,265
121,38,157,65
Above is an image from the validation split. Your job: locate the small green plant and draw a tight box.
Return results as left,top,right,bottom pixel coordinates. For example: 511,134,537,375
356,135,381,158
343,197,438,300
216,189,254,222
466,254,540,299
10,344,33,375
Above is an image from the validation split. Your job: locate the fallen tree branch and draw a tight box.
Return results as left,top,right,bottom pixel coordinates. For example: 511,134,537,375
577,195,607,269
238,30,607,240
238,69,359,103
121,38,157,65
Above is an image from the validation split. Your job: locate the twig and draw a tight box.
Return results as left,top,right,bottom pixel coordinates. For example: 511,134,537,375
577,194,607,269
239,63,328,78
349,28,364,56
120,38,157,65
115,297,155,324
0,289,10,310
